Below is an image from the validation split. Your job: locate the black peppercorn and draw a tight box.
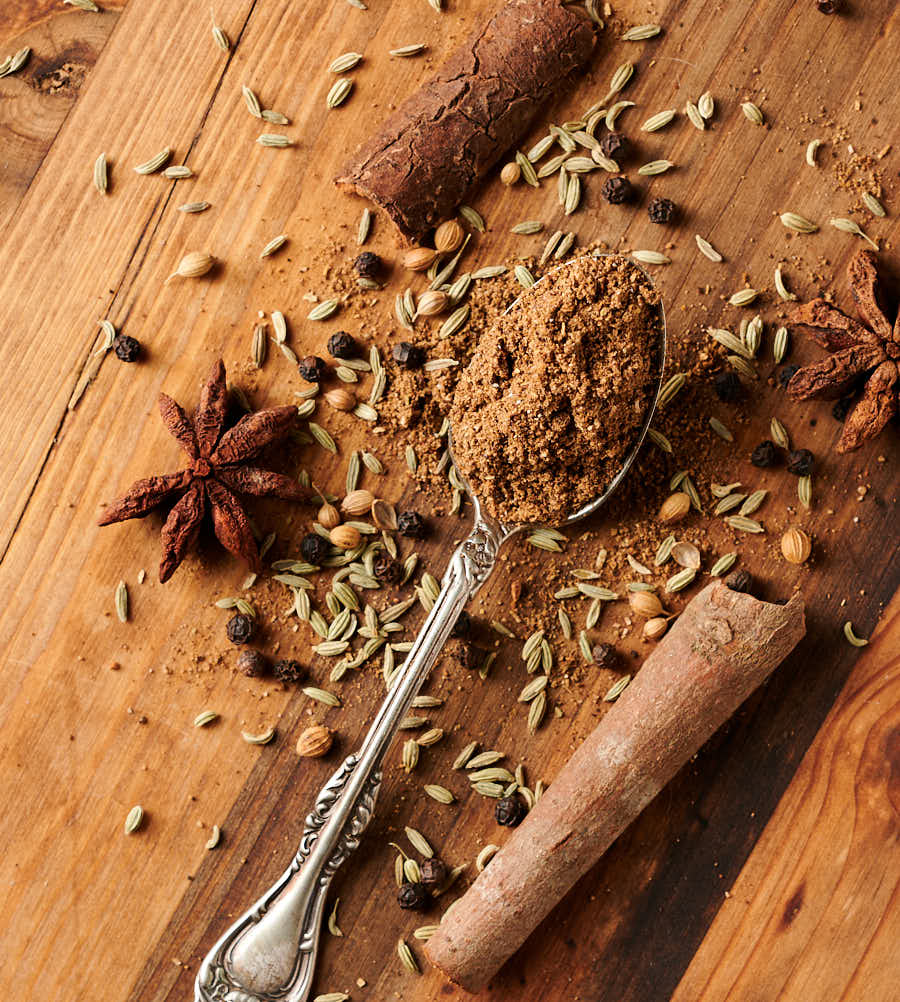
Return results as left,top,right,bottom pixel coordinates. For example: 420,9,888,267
300,532,331,565
725,569,754,595
298,355,327,382
713,369,743,403
601,175,633,205
777,364,800,389
397,511,426,538
786,448,814,476
420,858,448,887
397,881,430,910
451,610,472,639
832,394,854,422
373,551,403,584
647,197,677,224
113,334,141,362
327,331,357,360
495,794,526,828
226,612,256,645
591,642,619,669
751,440,779,468
392,341,426,370
272,658,305,683
237,649,269,677
353,251,382,279
460,644,485,671
816,0,842,13
600,131,629,162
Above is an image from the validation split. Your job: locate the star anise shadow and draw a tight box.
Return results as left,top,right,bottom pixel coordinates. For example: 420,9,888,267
98,359,309,581
787,249,899,452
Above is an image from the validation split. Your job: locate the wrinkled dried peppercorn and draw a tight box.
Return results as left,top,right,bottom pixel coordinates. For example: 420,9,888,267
420,858,448,887
298,355,327,382
393,341,426,370
397,511,426,538
495,794,526,827
591,642,619,669
751,440,779,468
647,197,677,224
460,644,485,671
832,395,854,422
397,881,430,910
373,551,403,584
113,334,141,362
816,0,842,12
237,649,269,677
600,131,629,161
353,251,383,279
725,569,754,595
226,613,256,645
273,659,305,683
327,331,357,359
601,176,632,204
300,532,331,565
777,364,800,389
786,448,814,476
713,370,742,403
451,610,472,639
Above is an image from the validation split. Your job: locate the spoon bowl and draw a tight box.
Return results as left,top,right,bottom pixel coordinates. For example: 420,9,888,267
195,254,667,1002
453,252,667,538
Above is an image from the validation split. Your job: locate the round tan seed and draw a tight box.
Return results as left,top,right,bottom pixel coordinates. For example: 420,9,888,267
296,724,333,757
317,502,340,530
500,162,520,185
402,247,437,272
324,387,355,412
658,492,691,523
643,617,668,641
628,591,664,618
341,489,374,516
166,250,215,283
416,290,449,316
781,527,811,564
434,219,464,253
330,524,361,550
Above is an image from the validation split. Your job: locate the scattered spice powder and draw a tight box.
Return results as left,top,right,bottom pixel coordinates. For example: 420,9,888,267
449,255,662,524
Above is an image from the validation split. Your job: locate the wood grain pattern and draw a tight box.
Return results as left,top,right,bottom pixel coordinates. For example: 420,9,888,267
673,589,900,1002
0,1,897,1001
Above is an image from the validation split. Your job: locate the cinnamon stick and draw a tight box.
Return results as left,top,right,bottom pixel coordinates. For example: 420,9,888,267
334,0,596,245
425,582,806,992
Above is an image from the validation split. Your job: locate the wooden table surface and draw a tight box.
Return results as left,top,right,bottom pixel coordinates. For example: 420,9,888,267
1,1,899,1000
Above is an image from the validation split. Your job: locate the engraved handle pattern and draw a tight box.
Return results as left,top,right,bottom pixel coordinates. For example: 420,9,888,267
195,515,506,1002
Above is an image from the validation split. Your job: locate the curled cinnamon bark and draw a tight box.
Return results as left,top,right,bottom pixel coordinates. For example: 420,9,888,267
335,0,596,244
426,583,806,993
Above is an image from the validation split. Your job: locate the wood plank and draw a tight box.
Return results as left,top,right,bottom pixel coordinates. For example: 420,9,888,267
673,588,900,1002
0,1,898,1001
0,1,125,232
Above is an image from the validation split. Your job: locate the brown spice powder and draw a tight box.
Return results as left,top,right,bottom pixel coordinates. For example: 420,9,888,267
449,255,662,524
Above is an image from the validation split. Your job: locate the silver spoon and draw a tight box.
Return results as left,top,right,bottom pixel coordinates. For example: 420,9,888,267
195,256,666,1002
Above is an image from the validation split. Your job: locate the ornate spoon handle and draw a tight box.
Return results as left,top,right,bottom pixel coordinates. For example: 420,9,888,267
195,516,505,1002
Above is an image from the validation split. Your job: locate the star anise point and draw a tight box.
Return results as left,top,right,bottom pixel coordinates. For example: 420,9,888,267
98,359,309,581
788,249,898,452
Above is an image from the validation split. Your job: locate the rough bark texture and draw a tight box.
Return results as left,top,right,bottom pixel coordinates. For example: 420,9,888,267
425,582,806,993
334,0,596,244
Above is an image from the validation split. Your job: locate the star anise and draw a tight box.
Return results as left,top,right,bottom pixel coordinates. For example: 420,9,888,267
787,249,899,452
98,358,308,581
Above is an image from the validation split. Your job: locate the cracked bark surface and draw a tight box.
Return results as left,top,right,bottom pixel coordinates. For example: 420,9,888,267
335,0,595,244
